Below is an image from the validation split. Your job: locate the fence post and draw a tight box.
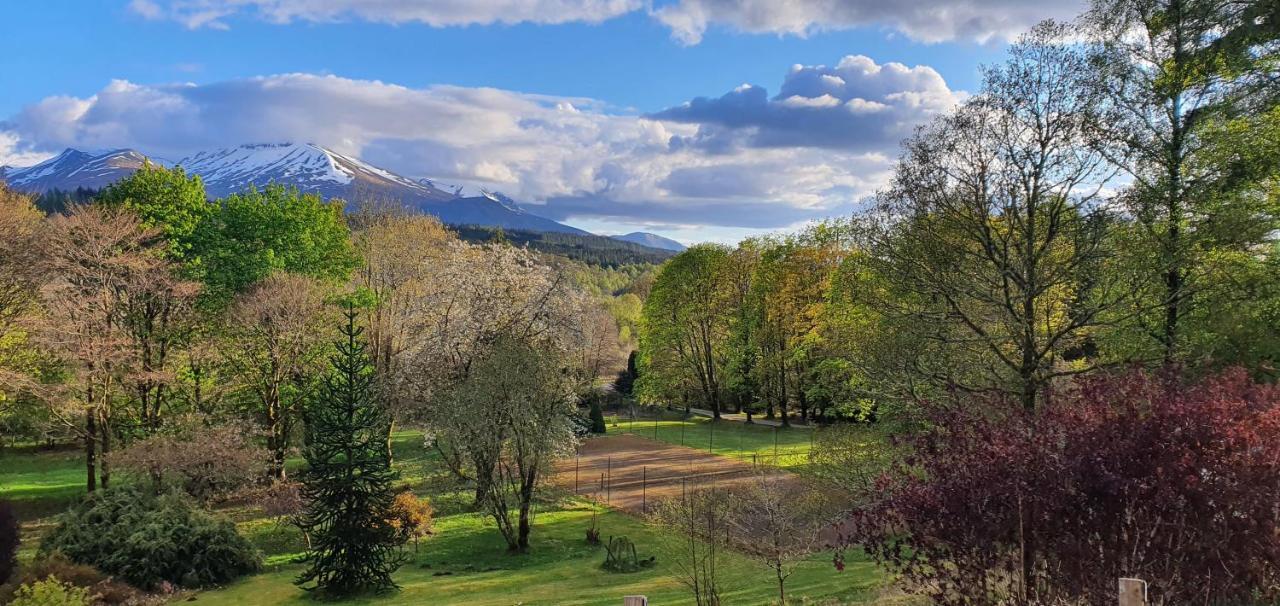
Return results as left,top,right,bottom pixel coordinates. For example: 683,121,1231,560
575,454,579,493
607,456,612,504
623,596,648,606
774,426,779,465
1119,578,1147,606
642,466,647,512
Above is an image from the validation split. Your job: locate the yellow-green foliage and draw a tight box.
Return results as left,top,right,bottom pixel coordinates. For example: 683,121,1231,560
9,576,90,606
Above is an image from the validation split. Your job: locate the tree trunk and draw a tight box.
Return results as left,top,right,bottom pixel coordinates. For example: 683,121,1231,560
98,406,111,489
385,418,396,466
85,408,97,493
778,363,790,428
776,565,786,605
267,396,287,480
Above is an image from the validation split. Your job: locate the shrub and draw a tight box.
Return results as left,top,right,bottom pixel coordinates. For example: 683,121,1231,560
834,368,1280,604
108,417,267,503
0,500,17,585
39,487,261,590
257,480,305,521
0,554,149,606
585,513,601,546
588,398,607,434
386,491,433,552
9,576,90,606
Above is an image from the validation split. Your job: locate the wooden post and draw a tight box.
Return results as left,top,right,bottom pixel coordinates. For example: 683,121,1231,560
773,426,778,465
575,454,579,493
623,596,648,606
642,466,647,512
1119,578,1147,606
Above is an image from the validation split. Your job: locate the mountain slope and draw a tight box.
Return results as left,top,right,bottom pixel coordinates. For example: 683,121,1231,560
3,143,587,235
2,148,149,193
611,232,687,252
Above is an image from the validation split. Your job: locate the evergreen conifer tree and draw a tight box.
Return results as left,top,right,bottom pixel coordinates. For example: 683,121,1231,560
295,303,403,597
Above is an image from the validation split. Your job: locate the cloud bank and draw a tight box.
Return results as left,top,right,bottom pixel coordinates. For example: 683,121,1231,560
128,0,1080,43
1,56,958,230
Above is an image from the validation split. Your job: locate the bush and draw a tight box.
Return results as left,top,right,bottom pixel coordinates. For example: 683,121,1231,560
9,576,90,606
1,500,18,585
108,417,267,503
0,554,147,606
588,398,607,434
834,368,1280,604
386,491,433,552
39,487,261,590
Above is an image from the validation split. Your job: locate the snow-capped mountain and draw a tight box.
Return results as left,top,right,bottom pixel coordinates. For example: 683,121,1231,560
179,143,448,201
611,232,687,252
3,143,586,235
416,178,524,213
2,148,150,193
178,143,586,234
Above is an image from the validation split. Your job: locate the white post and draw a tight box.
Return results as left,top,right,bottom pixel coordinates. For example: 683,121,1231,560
1119,578,1147,606
623,596,648,606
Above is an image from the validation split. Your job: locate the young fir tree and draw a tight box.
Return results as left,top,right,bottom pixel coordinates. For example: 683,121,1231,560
295,303,403,597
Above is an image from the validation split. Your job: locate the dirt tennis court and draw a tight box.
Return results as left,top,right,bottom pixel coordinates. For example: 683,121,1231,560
552,433,797,515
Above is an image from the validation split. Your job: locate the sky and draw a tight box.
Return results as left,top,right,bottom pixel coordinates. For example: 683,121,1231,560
0,0,1083,243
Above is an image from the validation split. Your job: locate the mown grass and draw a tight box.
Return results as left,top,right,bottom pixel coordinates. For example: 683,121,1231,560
1,430,895,605
0,445,88,522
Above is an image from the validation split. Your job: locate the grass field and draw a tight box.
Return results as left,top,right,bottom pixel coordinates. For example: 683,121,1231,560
0,430,898,605
604,411,818,469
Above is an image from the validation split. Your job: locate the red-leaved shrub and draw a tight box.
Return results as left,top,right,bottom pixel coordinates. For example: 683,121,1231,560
831,368,1280,605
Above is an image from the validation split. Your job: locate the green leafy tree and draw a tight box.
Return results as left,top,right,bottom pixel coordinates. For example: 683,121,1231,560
863,24,1124,411
637,245,732,417
95,163,211,263
295,303,402,597
196,185,358,306
1086,0,1280,364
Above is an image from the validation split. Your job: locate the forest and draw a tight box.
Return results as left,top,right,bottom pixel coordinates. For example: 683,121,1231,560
1,0,1279,605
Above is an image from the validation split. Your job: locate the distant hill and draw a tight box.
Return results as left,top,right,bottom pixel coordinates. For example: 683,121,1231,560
2,143,587,234
451,226,678,267
610,232,687,252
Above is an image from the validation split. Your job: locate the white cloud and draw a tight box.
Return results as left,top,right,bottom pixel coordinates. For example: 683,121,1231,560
1,63,944,229
651,54,962,151
0,132,53,168
128,0,642,29
652,0,1084,45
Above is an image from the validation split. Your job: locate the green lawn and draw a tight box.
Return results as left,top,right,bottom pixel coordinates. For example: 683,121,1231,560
1,431,896,605
201,498,889,606
0,445,88,522
604,411,817,469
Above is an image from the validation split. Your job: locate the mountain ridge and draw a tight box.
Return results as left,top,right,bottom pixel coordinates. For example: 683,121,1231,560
2,143,588,235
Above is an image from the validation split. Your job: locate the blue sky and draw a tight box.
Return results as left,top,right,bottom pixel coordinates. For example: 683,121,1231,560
0,0,1080,242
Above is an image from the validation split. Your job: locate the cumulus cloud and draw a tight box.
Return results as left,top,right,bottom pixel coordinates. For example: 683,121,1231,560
128,0,641,29
651,55,962,152
652,0,1084,45
1,63,941,230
